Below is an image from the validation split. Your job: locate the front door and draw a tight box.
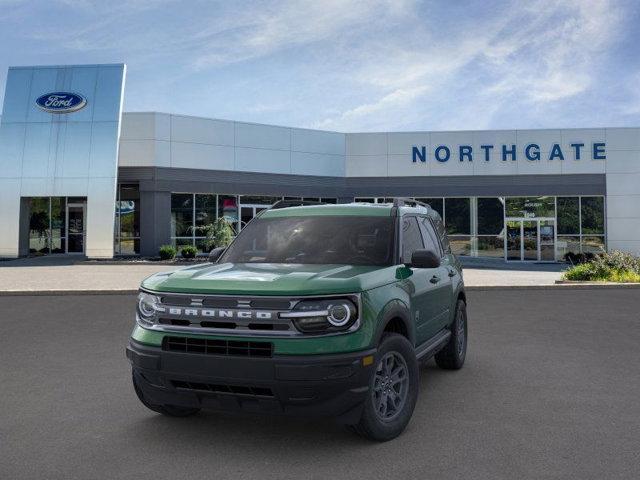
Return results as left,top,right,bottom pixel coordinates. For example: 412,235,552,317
505,219,556,261
66,203,85,254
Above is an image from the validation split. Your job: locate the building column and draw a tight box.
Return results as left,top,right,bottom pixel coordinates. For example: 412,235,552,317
139,189,171,257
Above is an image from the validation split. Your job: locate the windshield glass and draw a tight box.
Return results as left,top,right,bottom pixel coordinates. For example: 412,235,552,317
220,215,395,266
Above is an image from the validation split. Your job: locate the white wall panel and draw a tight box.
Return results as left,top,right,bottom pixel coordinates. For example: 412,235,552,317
387,132,429,156
236,147,290,174
120,113,157,140
291,128,344,155
170,142,234,170
291,151,343,176
606,128,640,151
346,133,387,156
118,139,158,167
235,122,290,150
345,154,387,177
171,115,234,146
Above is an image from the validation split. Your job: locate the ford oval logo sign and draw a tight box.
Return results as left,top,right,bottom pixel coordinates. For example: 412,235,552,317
35,92,87,114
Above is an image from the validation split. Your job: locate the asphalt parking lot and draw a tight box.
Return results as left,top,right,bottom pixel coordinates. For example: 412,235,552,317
1,289,639,480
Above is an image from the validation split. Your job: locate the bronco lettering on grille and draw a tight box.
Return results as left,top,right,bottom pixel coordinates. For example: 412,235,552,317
164,307,273,320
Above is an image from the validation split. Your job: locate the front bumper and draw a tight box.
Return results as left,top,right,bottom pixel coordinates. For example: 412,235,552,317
126,339,376,423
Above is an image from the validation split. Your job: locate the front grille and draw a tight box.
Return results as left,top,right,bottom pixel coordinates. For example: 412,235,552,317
171,380,274,397
163,336,273,357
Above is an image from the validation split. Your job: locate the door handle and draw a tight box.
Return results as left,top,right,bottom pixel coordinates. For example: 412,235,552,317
430,275,440,284
448,269,456,277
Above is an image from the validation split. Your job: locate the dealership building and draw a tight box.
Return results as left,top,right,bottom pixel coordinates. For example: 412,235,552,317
1,63,639,261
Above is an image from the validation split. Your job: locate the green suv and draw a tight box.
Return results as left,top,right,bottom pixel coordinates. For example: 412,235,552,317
127,199,467,441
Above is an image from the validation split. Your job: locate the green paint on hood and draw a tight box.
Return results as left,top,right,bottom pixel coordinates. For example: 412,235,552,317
141,262,399,296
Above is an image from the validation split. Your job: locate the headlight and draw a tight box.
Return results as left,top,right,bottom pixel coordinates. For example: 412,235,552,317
136,291,161,326
281,298,358,334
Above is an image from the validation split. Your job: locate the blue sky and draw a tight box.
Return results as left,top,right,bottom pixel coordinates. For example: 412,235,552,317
1,0,639,131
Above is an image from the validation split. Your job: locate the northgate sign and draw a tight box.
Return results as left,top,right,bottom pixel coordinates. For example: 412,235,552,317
411,142,606,163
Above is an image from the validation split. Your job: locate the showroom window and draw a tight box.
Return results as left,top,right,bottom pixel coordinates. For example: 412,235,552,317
476,197,505,258
444,198,471,256
170,194,339,253
114,184,140,255
171,193,216,253
556,196,606,257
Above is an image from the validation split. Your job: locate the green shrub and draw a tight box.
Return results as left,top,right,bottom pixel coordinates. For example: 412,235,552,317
159,245,177,260
192,218,235,251
563,250,640,282
180,245,198,259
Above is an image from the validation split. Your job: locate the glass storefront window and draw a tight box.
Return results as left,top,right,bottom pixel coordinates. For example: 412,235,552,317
195,194,216,228
582,236,606,254
581,197,605,234
448,235,471,256
557,236,581,259
476,235,504,258
218,195,239,234
505,196,555,218
29,198,50,254
557,197,579,235
477,198,503,235
445,198,470,235
171,194,194,237
27,196,86,255
114,184,140,255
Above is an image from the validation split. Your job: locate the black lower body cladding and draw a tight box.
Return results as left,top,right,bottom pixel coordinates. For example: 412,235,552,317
126,339,376,423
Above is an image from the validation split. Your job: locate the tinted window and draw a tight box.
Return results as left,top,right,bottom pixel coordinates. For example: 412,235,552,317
477,197,504,235
401,217,424,263
557,197,579,234
220,216,395,266
581,197,605,234
432,216,451,253
445,198,470,234
419,217,442,256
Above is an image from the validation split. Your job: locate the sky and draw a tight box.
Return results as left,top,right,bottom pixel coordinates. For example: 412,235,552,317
0,0,639,132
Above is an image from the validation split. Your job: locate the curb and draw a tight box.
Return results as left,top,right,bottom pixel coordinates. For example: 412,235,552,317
0,289,138,296
2,283,640,296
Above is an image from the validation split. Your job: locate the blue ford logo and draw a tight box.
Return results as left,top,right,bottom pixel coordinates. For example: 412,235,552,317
35,92,87,114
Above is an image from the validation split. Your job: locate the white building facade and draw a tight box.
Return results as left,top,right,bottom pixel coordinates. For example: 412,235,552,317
1,64,639,261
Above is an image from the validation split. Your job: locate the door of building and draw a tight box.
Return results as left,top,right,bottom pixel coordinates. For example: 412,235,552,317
66,202,86,254
505,218,556,261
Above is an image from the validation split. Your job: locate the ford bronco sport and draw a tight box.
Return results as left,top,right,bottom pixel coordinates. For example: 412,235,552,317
127,199,467,441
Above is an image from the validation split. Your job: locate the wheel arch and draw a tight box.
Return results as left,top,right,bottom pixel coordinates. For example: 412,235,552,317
373,300,415,346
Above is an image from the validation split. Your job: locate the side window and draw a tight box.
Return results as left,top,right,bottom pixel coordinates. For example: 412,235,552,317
419,217,442,256
432,216,451,254
401,217,424,263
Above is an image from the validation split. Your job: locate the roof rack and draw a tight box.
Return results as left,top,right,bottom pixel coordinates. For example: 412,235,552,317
270,199,326,210
392,197,431,209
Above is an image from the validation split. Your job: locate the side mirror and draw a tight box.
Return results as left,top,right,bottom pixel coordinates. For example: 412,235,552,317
208,247,225,263
408,249,441,269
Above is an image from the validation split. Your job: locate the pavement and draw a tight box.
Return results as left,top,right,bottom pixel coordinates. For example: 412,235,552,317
0,256,566,293
1,288,639,479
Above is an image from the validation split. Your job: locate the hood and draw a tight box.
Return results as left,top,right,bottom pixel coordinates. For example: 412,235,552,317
141,262,397,296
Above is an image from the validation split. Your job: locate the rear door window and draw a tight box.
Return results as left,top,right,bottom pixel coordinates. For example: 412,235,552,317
401,216,424,263
419,217,443,256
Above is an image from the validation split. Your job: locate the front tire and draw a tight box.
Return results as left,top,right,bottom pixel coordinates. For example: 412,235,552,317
350,333,419,441
132,371,201,417
435,299,467,370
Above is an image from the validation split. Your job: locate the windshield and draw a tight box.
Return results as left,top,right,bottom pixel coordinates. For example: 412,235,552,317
220,215,395,266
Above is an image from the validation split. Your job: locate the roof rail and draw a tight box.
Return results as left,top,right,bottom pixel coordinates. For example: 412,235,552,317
392,197,431,209
270,199,326,210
